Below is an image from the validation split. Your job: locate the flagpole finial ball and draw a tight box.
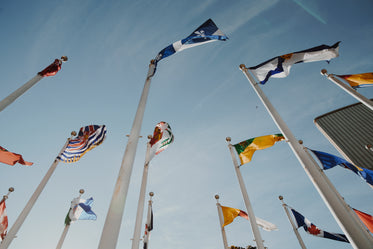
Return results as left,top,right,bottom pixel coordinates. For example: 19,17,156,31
79,189,85,194
150,59,155,64
9,187,14,192
278,195,283,200
321,69,327,75
60,56,68,62
298,140,303,144
149,192,154,197
239,64,246,70
148,135,152,139
71,131,77,136
226,137,231,142
215,194,219,200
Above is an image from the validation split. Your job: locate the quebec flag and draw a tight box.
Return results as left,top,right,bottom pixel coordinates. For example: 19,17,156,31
290,208,349,243
155,19,228,63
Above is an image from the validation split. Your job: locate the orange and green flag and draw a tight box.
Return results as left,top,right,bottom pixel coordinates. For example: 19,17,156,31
337,73,373,89
233,134,285,165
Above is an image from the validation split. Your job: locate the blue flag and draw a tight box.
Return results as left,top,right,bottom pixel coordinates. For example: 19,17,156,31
154,19,228,64
290,207,349,243
310,149,373,186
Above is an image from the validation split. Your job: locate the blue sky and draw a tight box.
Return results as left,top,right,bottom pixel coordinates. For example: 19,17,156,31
1,0,373,248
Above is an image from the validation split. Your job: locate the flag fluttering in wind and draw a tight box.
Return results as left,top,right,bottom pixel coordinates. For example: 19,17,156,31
0,146,33,166
154,19,228,64
233,134,285,165
148,122,174,162
65,197,97,225
353,208,373,233
38,58,63,77
249,42,340,84
290,207,349,243
0,199,8,241
221,206,278,231
58,125,107,163
337,72,373,89
310,149,373,186
143,208,153,249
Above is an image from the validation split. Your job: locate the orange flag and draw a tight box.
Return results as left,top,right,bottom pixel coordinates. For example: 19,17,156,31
353,208,373,233
0,146,33,166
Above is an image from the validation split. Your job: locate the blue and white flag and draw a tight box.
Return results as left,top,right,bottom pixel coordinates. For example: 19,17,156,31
155,19,228,64
290,207,349,243
249,42,340,84
65,197,97,225
310,149,373,186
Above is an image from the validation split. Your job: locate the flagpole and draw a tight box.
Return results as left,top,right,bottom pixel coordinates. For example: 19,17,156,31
278,196,307,249
98,60,156,249
55,189,84,249
214,195,229,249
131,136,152,249
320,69,373,111
0,56,67,113
226,137,265,249
143,192,153,249
239,64,373,248
0,131,76,249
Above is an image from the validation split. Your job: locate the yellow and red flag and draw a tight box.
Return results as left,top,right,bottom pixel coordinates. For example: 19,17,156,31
337,73,373,89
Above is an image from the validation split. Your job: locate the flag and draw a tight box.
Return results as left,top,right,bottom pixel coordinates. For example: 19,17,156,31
310,149,373,186
0,199,8,241
143,207,153,249
38,59,63,77
353,208,373,233
148,122,174,162
249,42,340,84
154,19,228,64
233,134,285,165
0,146,33,166
220,206,278,231
58,125,107,163
337,72,373,89
65,197,97,225
290,207,349,243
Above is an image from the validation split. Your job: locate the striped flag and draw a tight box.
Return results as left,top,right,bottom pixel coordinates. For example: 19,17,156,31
0,199,8,241
155,19,228,64
148,122,174,162
58,125,107,163
65,197,97,225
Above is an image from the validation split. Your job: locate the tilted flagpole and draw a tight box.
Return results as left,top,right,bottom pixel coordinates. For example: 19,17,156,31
1,187,14,204
214,195,229,249
0,56,67,113
226,137,265,249
239,64,373,248
0,131,76,249
98,60,156,249
278,196,307,249
143,192,153,249
55,189,84,249
131,136,152,249
320,69,373,111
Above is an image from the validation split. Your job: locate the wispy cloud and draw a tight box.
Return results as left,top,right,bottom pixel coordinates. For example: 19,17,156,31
292,0,326,24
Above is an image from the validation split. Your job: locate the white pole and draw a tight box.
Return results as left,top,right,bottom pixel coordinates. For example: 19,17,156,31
0,56,67,113
55,189,84,249
0,132,75,249
239,64,373,249
214,195,229,249
321,69,373,111
131,137,152,249
98,60,156,249
143,192,153,249
278,196,307,249
226,138,265,249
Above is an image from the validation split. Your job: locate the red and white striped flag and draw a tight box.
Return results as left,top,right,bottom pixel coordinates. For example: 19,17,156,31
0,199,8,241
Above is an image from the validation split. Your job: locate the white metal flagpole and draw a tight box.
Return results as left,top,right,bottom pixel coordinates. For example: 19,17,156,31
0,131,76,249
0,56,67,113
98,60,156,249
226,137,265,249
143,192,153,249
239,64,373,249
214,195,229,249
278,196,307,249
320,69,373,111
55,189,85,249
131,137,152,249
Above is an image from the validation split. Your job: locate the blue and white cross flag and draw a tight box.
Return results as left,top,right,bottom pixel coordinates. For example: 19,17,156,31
154,19,228,64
